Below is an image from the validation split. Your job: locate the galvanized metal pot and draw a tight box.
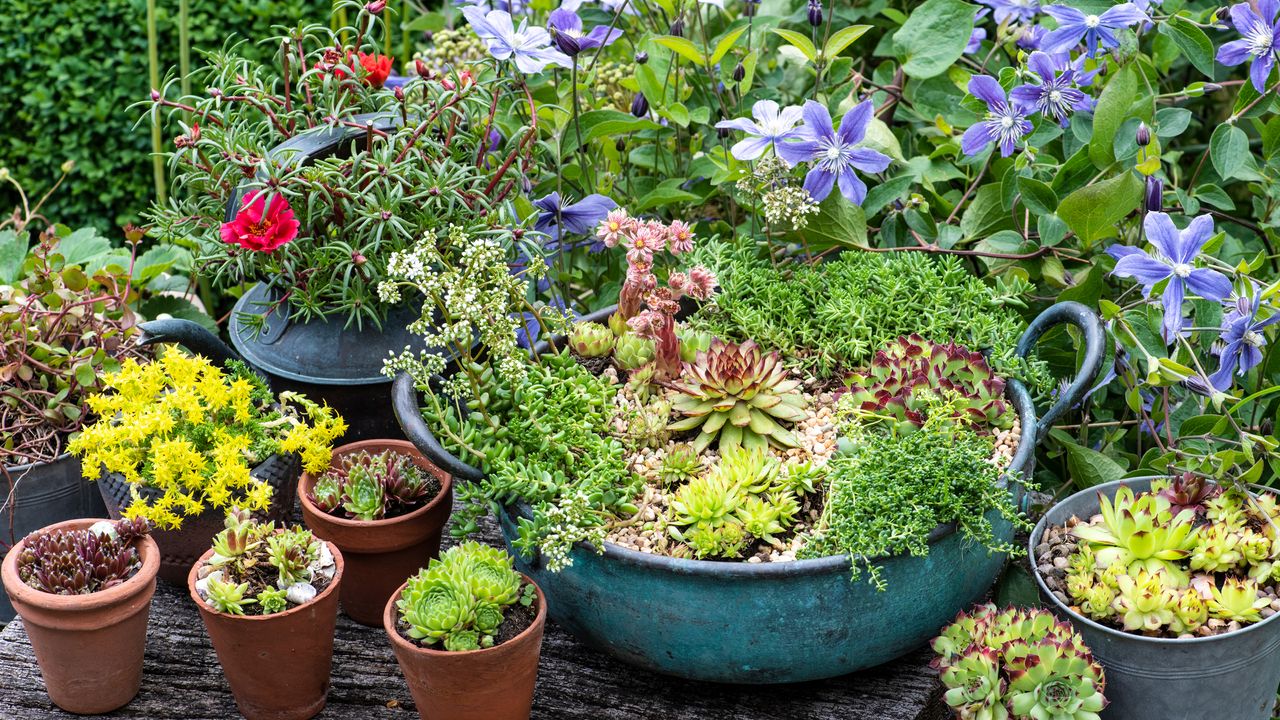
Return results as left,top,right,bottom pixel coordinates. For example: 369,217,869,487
1032,478,1280,720
133,112,441,442
0,455,108,623
394,301,1105,682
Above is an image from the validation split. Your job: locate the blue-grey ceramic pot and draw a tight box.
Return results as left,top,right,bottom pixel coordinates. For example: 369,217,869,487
1032,478,1280,720
395,301,1105,683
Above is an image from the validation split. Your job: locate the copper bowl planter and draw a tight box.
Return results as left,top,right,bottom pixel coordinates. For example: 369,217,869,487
188,544,345,720
299,439,453,626
1,518,160,714
383,576,546,720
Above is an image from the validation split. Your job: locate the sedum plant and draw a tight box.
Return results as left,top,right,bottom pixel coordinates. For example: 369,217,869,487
668,339,808,453
933,604,1107,720
841,335,1013,435
16,518,151,595
69,348,345,529
195,509,337,616
1062,482,1280,637
310,448,441,521
396,541,536,651
667,446,800,559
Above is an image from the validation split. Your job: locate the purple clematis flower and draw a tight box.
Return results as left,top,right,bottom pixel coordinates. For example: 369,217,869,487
547,7,623,58
714,100,805,161
1107,212,1233,343
462,6,571,73
1041,3,1147,57
1209,293,1280,389
533,192,619,243
775,100,892,205
979,0,1040,25
1017,23,1048,50
1010,51,1089,127
1216,0,1280,92
961,75,1033,157
967,9,990,54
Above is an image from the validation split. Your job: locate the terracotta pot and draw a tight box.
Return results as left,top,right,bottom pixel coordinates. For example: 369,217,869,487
1,518,159,714
383,575,546,720
188,544,344,720
299,439,453,626
99,453,301,585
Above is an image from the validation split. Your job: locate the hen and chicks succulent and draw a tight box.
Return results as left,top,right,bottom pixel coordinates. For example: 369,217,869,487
1059,481,1280,637
310,448,441,521
933,604,1107,720
16,518,151,595
396,541,536,651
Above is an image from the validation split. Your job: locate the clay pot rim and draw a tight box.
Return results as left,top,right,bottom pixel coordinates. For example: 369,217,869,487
298,439,453,531
186,542,346,622
1,518,160,612
382,573,546,658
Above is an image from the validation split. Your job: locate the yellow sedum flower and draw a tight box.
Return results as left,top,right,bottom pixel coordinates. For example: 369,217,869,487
69,348,345,529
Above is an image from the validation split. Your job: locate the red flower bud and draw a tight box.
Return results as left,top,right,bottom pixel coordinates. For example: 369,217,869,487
415,58,429,78
352,252,367,265
365,0,386,13
150,89,161,101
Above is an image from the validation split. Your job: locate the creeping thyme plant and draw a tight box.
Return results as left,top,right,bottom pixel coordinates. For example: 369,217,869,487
145,0,536,327
69,349,345,529
16,518,152,595
395,541,537,651
1038,480,1280,638
194,509,337,615
933,604,1107,720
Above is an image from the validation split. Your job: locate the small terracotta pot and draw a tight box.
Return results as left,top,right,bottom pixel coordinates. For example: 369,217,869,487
1,518,159,714
384,575,546,720
188,544,344,720
100,452,301,585
299,439,453,626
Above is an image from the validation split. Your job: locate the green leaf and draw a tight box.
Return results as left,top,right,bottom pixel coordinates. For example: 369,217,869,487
562,110,663,154
635,181,699,211
740,50,759,94
663,102,691,128
1062,440,1128,489
823,25,871,59
1159,16,1216,78
710,26,747,66
1017,176,1059,216
1154,107,1192,138
960,184,1015,240
863,174,916,216
1089,65,1138,169
1037,213,1069,247
770,29,817,62
893,0,975,79
1210,124,1258,181
655,35,706,65
138,296,218,333
54,226,111,267
74,361,96,388
790,192,867,250
0,230,25,284
1057,172,1143,247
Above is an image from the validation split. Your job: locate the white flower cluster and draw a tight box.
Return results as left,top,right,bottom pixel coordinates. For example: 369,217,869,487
762,186,821,229
535,490,607,572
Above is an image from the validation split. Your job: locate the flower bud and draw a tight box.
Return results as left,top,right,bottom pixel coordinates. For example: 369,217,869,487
150,88,161,101
1136,122,1151,147
1204,83,1223,94
615,138,626,152
743,0,758,17
808,0,823,27
352,252,368,265
415,58,429,78
123,224,146,244
733,62,745,83
365,0,386,13
551,28,581,57
1145,175,1163,213
631,92,649,118
394,86,405,101
635,51,649,65
60,160,75,174
669,18,685,37
717,125,731,139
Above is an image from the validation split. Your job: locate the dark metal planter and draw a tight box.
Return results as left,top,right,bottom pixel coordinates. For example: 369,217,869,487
135,112,441,442
393,301,1105,683
0,455,108,623
1032,478,1280,720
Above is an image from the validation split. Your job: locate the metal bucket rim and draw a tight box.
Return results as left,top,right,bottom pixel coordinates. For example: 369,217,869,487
3,452,73,474
1031,477,1280,646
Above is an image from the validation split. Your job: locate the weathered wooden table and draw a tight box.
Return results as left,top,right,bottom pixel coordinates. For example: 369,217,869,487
0,501,947,720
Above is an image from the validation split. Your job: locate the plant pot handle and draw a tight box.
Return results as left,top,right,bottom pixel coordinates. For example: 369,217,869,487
392,372,486,483
137,319,241,367
1016,301,1106,444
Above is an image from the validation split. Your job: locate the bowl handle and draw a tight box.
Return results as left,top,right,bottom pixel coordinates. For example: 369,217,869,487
1016,301,1106,444
137,319,241,367
392,372,486,483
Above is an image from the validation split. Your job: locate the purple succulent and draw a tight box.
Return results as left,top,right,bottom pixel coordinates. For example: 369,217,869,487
1216,0,1280,92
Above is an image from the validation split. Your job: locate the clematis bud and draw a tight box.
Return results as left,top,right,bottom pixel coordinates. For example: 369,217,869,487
630,92,649,118
635,51,648,65
551,28,581,56
1136,122,1151,147
669,17,685,37
743,0,758,17
733,62,745,83
365,0,386,12
616,138,626,152
808,0,823,27
1144,175,1163,213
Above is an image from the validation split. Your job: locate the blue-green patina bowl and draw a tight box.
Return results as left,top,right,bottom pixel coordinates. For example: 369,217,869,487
394,302,1104,683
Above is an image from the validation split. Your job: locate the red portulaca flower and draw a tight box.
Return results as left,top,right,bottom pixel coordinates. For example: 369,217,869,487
220,191,300,252
358,52,393,88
